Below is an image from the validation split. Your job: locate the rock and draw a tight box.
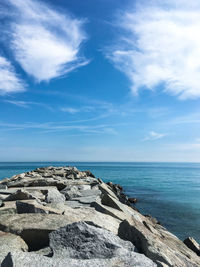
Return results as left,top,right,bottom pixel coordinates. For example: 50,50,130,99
128,197,138,204
7,178,67,191
49,221,137,259
0,201,17,215
0,231,28,264
184,237,200,256
0,194,8,200
61,186,82,200
45,188,65,204
16,200,63,215
0,184,7,189
2,250,157,267
91,201,131,221
4,189,36,201
83,170,95,178
99,183,118,200
73,195,101,205
101,193,124,211
118,218,200,267
0,208,120,250
0,199,4,207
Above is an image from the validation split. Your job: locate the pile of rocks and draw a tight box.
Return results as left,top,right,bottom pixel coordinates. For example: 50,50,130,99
0,166,199,267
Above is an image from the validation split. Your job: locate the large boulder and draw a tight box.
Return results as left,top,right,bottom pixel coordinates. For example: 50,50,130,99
118,218,200,267
2,250,157,267
45,188,65,204
49,221,137,259
0,207,120,250
0,231,28,264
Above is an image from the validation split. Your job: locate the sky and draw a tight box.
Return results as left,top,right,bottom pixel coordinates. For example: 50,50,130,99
0,0,200,162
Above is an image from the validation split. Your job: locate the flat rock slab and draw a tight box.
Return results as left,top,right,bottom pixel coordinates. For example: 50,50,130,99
0,231,28,264
0,208,120,250
2,250,156,267
16,200,63,215
118,219,200,267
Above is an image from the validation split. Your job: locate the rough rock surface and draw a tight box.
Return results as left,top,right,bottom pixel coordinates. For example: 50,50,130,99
0,166,199,267
118,219,200,267
49,221,137,259
2,250,156,267
184,237,200,256
0,231,28,264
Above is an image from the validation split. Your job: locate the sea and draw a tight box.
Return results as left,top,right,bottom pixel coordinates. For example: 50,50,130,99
0,161,200,243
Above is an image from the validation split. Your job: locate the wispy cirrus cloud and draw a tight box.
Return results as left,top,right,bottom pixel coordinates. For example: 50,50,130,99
4,99,52,110
0,120,120,136
108,0,200,99
1,0,87,82
143,131,166,141
0,56,25,94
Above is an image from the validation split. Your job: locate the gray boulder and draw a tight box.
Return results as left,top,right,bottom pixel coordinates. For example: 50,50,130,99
2,251,157,267
0,231,28,264
118,218,200,267
49,221,137,259
45,188,65,204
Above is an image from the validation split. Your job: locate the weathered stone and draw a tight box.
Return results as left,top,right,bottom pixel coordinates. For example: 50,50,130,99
73,195,101,205
0,208,120,250
16,200,63,215
91,201,130,221
45,188,65,204
2,250,157,267
0,231,28,264
0,201,16,215
184,237,200,256
49,221,137,259
61,186,82,200
7,178,67,190
0,184,7,189
99,183,118,200
0,194,8,200
128,197,138,204
4,189,36,201
0,199,4,207
101,193,123,211
118,218,200,267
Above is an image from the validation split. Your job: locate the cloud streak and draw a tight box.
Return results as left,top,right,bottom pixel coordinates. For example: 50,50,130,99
143,131,166,141
0,56,25,94
108,0,200,99
1,0,87,82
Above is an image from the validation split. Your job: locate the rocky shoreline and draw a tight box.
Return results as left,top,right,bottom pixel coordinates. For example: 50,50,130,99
0,166,199,266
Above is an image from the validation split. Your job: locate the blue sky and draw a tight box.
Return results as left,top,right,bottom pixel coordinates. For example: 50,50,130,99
0,0,200,162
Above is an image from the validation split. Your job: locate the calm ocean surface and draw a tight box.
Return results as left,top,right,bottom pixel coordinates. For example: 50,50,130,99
0,162,200,242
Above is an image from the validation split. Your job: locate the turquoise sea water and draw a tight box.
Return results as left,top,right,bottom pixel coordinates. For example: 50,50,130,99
0,162,200,243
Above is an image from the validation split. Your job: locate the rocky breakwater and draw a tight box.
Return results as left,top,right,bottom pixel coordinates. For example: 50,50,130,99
0,166,199,267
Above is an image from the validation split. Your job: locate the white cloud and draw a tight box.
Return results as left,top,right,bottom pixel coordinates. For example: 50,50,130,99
4,99,52,110
0,56,25,94
3,0,87,82
144,131,166,141
108,0,200,99
61,107,80,114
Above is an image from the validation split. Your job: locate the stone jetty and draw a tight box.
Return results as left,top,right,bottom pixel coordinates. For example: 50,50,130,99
0,166,199,267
